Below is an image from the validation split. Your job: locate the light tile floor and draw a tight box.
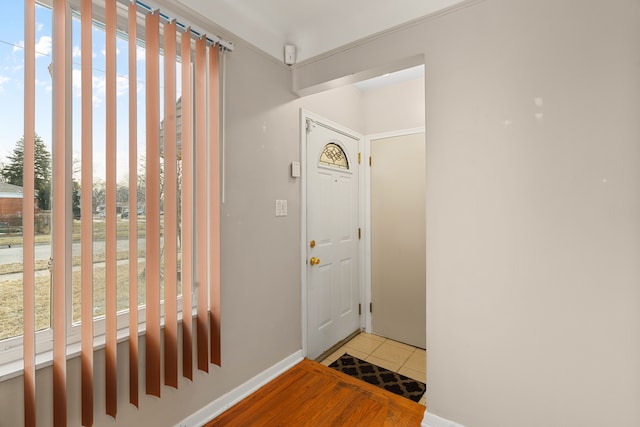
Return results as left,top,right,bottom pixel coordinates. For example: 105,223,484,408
320,332,427,406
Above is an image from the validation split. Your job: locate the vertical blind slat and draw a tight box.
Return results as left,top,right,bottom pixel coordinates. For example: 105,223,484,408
23,1,36,426
195,37,209,373
52,0,68,425
145,10,162,397
128,1,140,409
105,0,118,418
80,0,94,424
208,46,221,366
164,20,179,389
180,29,194,380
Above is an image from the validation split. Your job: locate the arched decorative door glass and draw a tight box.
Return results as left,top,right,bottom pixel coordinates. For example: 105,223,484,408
319,142,349,170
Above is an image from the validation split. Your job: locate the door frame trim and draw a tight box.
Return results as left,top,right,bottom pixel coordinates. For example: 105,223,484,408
363,126,425,334
300,109,365,358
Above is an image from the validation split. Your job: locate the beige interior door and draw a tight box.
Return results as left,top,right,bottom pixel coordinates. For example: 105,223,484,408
371,132,426,348
306,118,360,360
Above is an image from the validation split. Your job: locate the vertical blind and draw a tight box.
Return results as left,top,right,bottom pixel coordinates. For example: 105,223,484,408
51,1,68,425
22,2,37,427
21,1,226,426
80,0,94,423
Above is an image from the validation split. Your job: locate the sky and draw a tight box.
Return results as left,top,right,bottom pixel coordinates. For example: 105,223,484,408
0,1,179,183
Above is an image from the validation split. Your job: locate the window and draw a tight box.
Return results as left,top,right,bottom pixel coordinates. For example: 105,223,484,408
67,5,177,325
320,142,349,169
1,1,228,425
0,2,53,344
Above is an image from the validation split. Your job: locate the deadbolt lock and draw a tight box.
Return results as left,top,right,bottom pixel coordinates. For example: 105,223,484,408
310,240,316,248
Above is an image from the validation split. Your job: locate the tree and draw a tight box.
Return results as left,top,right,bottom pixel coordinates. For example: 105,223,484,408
93,179,106,213
72,180,81,219
0,135,52,210
117,178,130,205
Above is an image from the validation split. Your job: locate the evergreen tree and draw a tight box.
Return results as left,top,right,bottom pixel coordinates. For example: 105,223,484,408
0,134,52,210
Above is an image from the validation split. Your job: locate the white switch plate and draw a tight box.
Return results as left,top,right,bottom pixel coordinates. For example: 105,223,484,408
275,199,287,217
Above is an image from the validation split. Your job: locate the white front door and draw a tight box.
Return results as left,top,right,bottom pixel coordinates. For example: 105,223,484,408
306,117,360,360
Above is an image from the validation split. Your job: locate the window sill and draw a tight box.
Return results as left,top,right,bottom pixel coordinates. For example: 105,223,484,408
0,326,139,383
0,309,197,383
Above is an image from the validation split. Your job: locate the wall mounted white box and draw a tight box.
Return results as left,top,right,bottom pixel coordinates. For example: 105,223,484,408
284,44,296,65
291,161,301,178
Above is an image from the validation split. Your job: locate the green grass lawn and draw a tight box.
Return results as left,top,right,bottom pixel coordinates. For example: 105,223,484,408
0,216,149,247
0,214,181,341
0,254,182,341
0,259,149,340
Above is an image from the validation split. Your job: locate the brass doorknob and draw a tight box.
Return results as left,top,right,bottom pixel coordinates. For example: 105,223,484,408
310,257,321,266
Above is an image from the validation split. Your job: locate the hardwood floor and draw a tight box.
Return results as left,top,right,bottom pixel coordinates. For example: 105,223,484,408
205,359,425,427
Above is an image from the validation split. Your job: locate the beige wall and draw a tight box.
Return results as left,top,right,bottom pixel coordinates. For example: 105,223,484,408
295,0,640,426
362,77,425,134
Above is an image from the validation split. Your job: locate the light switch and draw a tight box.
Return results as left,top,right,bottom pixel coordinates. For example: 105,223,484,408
275,199,288,217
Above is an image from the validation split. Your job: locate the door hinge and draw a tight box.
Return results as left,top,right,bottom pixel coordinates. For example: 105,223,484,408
358,152,361,164
305,118,312,133
369,156,372,167
370,302,373,313
358,304,362,315
358,228,361,240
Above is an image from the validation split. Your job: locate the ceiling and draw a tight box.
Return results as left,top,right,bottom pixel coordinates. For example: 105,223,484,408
175,0,467,63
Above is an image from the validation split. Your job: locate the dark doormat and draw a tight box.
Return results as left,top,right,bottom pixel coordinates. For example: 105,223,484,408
328,353,426,402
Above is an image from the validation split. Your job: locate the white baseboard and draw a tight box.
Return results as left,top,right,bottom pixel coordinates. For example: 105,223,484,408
422,410,466,427
176,350,304,427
